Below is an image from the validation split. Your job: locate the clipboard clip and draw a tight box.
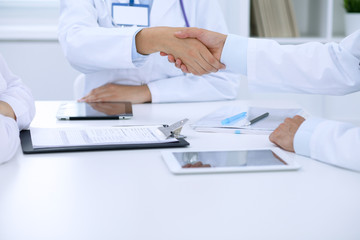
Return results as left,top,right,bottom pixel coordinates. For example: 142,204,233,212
158,118,189,139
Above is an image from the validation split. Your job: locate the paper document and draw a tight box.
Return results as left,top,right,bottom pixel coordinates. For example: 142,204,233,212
192,106,303,132
30,126,178,148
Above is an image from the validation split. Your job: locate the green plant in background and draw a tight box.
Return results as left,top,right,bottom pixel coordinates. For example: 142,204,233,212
344,0,360,12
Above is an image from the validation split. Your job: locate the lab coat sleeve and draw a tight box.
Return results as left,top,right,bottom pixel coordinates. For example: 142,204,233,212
0,115,19,164
221,34,248,76
246,30,360,94
148,71,239,103
0,55,35,131
58,0,142,73
294,117,360,172
147,0,240,102
0,54,35,163
131,28,148,65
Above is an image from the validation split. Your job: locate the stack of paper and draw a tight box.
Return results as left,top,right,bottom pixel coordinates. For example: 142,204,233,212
192,106,303,134
30,126,178,149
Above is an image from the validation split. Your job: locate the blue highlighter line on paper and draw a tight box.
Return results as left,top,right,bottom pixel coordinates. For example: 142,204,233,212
221,112,247,125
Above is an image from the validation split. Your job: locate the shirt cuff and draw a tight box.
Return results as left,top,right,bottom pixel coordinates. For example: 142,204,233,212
0,95,25,129
147,81,160,103
294,117,324,157
0,114,19,164
132,28,149,65
220,34,248,76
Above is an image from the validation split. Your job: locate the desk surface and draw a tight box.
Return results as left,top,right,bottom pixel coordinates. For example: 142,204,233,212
1,100,360,240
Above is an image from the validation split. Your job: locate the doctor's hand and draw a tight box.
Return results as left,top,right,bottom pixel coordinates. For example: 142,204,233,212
269,115,305,152
136,27,225,76
160,28,227,74
79,83,152,104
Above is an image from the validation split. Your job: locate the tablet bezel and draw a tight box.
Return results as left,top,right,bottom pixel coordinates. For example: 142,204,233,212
162,148,300,174
56,101,133,120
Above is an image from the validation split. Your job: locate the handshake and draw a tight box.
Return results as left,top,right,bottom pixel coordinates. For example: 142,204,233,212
135,27,227,76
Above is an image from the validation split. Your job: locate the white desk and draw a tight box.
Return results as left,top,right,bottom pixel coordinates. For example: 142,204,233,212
1,101,360,240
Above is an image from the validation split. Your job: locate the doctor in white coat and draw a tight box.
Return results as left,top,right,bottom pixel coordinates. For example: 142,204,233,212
165,28,360,171
0,54,35,164
58,0,239,103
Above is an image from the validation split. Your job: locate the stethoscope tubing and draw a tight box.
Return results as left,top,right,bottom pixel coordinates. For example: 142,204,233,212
179,0,190,27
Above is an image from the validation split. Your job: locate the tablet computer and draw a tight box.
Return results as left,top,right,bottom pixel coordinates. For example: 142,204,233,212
162,148,300,174
56,102,133,120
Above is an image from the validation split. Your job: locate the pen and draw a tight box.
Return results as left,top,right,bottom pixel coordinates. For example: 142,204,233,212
195,127,272,135
245,112,269,126
221,112,247,125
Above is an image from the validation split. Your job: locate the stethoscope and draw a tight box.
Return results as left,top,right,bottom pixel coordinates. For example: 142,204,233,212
179,0,190,27
103,0,190,28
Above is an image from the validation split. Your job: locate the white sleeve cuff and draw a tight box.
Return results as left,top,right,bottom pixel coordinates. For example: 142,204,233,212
294,117,324,157
0,114,19,164
0,93,35,130
220,34,248,75
146,81,161,103
131,28,149,67
0,95,26,129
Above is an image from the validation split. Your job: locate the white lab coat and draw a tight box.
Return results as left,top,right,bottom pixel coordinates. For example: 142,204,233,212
0,55,35,164
246,30,360,171
58,0,239,103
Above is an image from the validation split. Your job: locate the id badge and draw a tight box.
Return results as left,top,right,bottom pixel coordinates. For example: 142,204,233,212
112,3,150,27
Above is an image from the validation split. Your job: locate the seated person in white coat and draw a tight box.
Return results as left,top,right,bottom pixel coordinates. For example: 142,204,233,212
58,0,239,103
164,28,360,172
0,54,35,164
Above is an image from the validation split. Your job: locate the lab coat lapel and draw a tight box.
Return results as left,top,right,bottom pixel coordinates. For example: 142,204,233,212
150,0,177,26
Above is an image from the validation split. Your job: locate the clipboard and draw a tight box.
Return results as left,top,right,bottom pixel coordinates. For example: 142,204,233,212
20,130,189,154
20,119,190,154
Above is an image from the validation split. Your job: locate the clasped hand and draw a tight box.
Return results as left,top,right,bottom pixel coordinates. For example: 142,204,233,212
157,27,228,75
136,27,226,76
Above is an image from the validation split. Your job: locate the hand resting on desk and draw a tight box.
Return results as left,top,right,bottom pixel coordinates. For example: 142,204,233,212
79,84,152,104
269,115,305,152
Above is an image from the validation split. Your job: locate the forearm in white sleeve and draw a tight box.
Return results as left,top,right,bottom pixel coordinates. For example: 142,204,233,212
0,55,35,130
221,34,248,75
0,115,19,164
294,118,360,171
58,0,141,73
246,30,360,95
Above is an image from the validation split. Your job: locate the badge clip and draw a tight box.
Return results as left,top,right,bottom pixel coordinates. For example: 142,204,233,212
158,119,189,139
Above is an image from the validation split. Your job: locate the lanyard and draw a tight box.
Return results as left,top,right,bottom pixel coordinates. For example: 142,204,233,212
107,0,189,28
